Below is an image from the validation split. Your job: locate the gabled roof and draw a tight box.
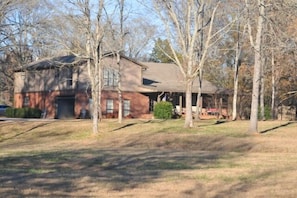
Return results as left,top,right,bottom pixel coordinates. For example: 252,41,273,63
16,53,146,72
141,62,222,94
15,55,81,72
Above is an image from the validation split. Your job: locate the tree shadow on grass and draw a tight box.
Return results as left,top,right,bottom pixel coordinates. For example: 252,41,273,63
112,123,138,132
193,119,229,128
0,122,51,143
0,145,251,197
211,165,297,198
112,119,167,132
260,122,294,134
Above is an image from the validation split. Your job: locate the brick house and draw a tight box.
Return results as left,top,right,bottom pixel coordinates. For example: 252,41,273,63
14,54,151,119
14,54,227,119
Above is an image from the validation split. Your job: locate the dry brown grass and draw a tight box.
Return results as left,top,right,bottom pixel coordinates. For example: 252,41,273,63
0,119,297,197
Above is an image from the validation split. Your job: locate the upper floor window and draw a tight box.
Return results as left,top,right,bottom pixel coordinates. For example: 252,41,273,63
58,67,73,87
103,68,118,87
66,67,73,87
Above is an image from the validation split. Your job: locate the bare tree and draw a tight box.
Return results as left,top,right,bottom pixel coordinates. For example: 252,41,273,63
86,0,105,133
153,0,232,127
231,21,244,121
0,0,48,104
0,0,19,27
51,0,107,133
116,0,125,123
247,0,297,127
43,0,146,131
0,1,18,103
125,17,156,60
220,1,246,122
266,1,297,120
246,0,265,133
103,0,127,123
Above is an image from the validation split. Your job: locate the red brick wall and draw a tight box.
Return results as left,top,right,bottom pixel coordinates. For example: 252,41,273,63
75,92,90,118
14,91,69,118
14,90,149,119
101,91,149,118
74,91,150,118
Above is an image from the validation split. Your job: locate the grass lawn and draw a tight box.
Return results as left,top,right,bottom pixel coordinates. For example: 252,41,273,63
0,119,296,197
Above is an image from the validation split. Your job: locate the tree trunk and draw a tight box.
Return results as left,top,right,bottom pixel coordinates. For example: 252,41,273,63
271,51,276,120
232,42,241,121
248,0,265,133
232,66,239,121
84,0,99,134
92,88,99,133
117,52,122,123
184,78,193,128
98,60,102,121
117,0,124,123
194,71,202,120
260,57,265,121
232,19,241,121
194,3,205,121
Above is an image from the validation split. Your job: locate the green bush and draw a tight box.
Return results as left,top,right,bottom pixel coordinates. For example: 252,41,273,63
28,108,42,118
5,107,15,117
24,107,42,118
15,108,26,118
153,101,173,119
5,107,42,118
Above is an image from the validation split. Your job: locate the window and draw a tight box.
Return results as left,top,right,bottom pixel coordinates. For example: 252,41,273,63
66,67,73,87
61,67,73,87
103,68,118,87
106,99,113,113
23,96,30,107
123,100,130,117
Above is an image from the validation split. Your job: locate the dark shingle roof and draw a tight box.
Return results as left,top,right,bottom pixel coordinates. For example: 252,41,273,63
142,62,222,94
16,54,146,72
15,55,81,72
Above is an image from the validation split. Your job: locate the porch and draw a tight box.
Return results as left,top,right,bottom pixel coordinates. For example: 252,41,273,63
145,91,230,119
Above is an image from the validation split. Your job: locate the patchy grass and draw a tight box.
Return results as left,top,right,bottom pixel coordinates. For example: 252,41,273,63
0,119,297,197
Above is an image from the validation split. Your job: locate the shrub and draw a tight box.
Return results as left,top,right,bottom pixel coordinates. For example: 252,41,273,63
24,107,42,118
5,107,15,117
154,101,173,119
29,108,42,118
15,108,26,118
5,107,42,118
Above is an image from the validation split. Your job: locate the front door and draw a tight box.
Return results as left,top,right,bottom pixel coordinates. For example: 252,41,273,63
55,96,75,119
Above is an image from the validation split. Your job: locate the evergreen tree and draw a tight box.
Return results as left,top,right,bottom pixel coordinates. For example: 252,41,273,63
150,38,180,63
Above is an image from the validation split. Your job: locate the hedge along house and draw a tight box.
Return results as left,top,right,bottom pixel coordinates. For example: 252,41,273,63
141,62,229,118
14,54,151,119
